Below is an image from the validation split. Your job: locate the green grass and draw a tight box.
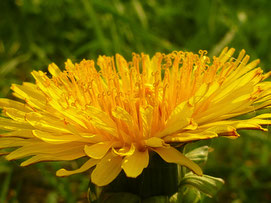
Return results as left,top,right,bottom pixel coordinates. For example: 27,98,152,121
0,0,271,202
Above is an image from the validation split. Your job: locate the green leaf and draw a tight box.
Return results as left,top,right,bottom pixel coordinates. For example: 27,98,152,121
180,172,224,198
142,196,169,203
185,146,210,163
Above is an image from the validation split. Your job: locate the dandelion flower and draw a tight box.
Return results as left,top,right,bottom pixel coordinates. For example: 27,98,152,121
1,48,271,186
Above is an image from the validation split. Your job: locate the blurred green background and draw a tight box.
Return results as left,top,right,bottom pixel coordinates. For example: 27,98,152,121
0,0,271,202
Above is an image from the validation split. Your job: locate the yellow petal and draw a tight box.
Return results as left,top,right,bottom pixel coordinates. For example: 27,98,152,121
153,147,202,176
197,84,254,123
199,119,267,132
86,106,116,127
1,130,34,138
84,142,113,159
207,125,239,138
25,112,71,133
6,142,85,160
112,106,133,123
254,113,271,119
234,122,266,131
33,130,88,144
157,101,193,137
48,63,62,77
164,131,218,142
145,137,168,148
121,149,149,178
115,54,131,92
0,99,31,112
91,152,122,186
112,144,135,156
85,106,118,137
0,137,29,149
56,159,99,177
47,101,89,129
21,145,85,166
140,105,153,137
3,108,28,122
11,83,46,109
228,59,260,83
219,47,235,64
65,59,75,71
212,81,253,104
0,117,34,131
247,118,271,125
79,133,108,143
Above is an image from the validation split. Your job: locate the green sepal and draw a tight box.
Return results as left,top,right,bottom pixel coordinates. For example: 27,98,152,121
185,146,209,163
180,172,224,198
177,186,201,203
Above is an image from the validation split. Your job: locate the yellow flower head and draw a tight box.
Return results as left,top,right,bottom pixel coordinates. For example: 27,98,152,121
1,48,271,186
